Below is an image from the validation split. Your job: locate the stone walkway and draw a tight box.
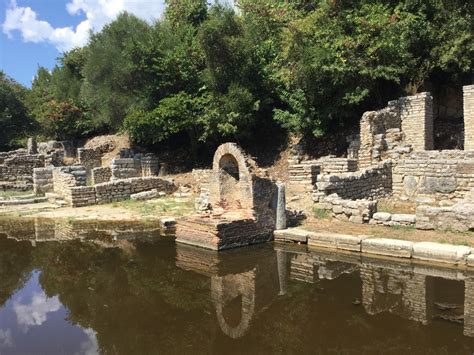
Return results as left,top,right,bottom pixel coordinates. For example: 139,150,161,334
275,228,474,266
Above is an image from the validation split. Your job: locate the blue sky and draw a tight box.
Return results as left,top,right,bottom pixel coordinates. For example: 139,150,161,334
0,0,166,87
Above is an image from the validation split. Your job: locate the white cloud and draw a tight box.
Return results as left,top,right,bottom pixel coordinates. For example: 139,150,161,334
76,328,99,355
13,291,61,333
2,0,165,52
0,329,13,348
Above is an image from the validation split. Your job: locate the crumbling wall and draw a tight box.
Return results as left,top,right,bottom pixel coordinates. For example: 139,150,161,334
0,152,45,188
400,93,434,151
314,162,392,202
141,154,159,176
33,167,54,195
68,177,176,207
52,166,87,202
392,150,474,202
110,157,141,180
91,167,112,184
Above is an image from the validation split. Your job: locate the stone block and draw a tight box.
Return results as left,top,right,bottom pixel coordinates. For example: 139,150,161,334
391,214,416,224
373,212,391,222
412,242,471,264
361,238,413,258
274,229,308,243
336,235,365,252
307,231,339,249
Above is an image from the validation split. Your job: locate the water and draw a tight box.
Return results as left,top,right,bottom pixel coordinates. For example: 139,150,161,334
0,218,473,354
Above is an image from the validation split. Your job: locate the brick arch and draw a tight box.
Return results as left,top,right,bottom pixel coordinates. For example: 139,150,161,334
210,143,254,209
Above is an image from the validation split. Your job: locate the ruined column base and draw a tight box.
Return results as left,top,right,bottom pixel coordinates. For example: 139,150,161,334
176,213,273,250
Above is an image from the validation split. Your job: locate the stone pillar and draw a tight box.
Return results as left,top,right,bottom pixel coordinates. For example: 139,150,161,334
27,137,37,154
275,182,287,230
400,92,433,151
463,85,474,150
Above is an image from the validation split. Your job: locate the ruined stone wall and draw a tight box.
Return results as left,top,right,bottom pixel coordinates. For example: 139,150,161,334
392,150,474,202
358,103,401,169
0,153,45,183
464,85,474,150
287,157,358,210
314,162,392,202
91,167,112,184
140,154,159,176
110,157,141,180
33,167,54,195
67,177,176,207
324,194,377,223
400,93,434,151
52,166,87,202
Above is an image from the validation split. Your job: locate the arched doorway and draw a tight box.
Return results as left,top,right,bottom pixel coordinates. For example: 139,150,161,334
218,154,241,207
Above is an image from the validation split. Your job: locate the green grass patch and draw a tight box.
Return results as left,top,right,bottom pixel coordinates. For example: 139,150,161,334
0,190,34,200
111,196,195,217
313,207,330,220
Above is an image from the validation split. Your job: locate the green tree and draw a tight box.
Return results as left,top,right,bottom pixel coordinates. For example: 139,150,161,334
81,12,152,131
0,71,34,149
164,0,208,27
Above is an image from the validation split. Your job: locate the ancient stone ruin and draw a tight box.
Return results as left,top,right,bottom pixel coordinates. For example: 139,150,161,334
288,84,474,232
177,143,285,250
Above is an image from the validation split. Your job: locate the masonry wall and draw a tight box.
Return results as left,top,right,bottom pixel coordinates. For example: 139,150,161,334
68,177,176,207
392,150,474,202
400,92,434,151
464,85,474,150
0,153,45,183
111,158,141,180
52,166,87,203
141,154,159,176
33,167,53,195
314,162,392,201
92,167,112,184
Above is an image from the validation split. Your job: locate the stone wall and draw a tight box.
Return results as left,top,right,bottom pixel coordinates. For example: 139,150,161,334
392,150,474,202
314,161,392,202
400,93,434,151
67,177,176,207
287,157,358,209
52,166,87,203
110,157,141,180
324,193,377,224
0,152,45,183
141,154,159,176
33,167,53,195
91,167,112,184
464,85,474,150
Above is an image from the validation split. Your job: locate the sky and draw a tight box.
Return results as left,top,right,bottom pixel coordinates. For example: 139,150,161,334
0,0,167,87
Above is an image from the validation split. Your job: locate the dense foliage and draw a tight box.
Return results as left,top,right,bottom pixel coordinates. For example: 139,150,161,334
1,1,472,154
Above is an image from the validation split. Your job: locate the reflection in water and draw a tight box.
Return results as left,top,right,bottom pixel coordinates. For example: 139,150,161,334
0,218,473,353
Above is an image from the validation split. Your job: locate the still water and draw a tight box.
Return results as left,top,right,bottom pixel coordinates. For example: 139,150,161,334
0,218,473,354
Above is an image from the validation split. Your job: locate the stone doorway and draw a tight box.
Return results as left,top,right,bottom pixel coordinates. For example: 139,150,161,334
218,154,241,208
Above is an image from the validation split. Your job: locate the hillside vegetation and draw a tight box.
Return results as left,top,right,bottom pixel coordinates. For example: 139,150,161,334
1,0,472,156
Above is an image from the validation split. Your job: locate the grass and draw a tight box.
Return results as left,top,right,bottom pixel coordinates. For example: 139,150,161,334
111,196,195,217
0,189,34,200
313,207,330,220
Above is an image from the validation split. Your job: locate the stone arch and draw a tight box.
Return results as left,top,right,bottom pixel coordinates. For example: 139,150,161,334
210,143,254,210
211,271,256,339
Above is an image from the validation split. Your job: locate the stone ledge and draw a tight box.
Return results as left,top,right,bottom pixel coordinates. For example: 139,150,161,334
361,238,413,258
274,229,308,243
413,242,471,264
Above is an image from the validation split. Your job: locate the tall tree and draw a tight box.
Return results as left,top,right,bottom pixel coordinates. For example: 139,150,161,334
0,71,34,149
81,12,152,130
